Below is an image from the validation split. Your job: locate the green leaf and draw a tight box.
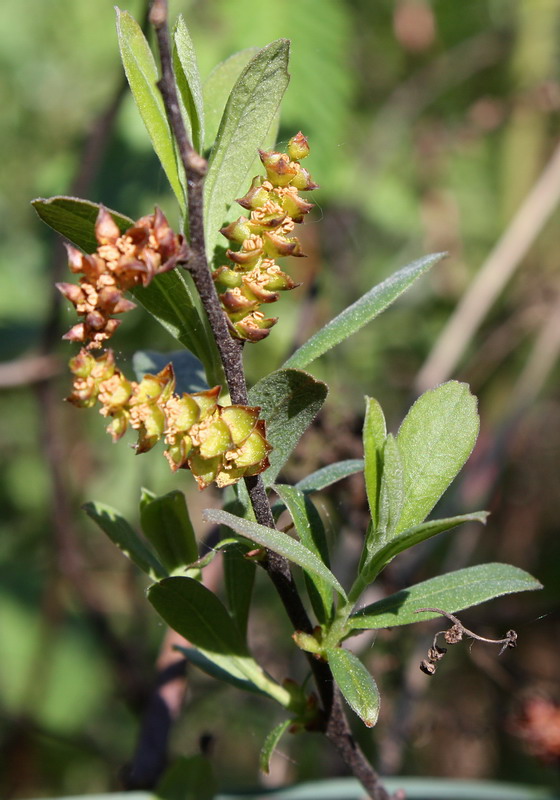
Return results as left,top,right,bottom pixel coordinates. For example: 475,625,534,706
248,369,328,486
133,349,208,394
157,755,215,800
202,509,347,601
83,501,166,580
173,16,205,155
283,253,445,370
260,719,292,774
348,563,543,632
375,434,404,544
326,648,380,728
203,48,259,152
149,576,246,653
363,398,386,528
140,491,199,573
360,512,488,589
131,270,224,390
395,381,479,535
274,484,333,623
175,646,268,696
204,40,290,261
223,543,256,640
295,460,365,493
116,9,184,209
31,196,132,253
150,577,294,707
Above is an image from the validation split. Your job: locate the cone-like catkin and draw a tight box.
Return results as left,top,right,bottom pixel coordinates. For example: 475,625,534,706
68,349,272,489
214,132,317,341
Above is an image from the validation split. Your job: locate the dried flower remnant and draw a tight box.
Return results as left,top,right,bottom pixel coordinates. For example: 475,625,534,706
58,207,189,349
415,607,518,676
67,349,271,489
214,132,318,341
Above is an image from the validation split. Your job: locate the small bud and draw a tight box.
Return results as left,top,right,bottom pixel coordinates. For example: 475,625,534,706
290,165,319,192
95,206,121,245
287,132,310,161
234,312,277,342
220,217,252,244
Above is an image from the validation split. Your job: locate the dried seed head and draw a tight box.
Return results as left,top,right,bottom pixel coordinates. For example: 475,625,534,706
420,660,437,676
444,624,464,644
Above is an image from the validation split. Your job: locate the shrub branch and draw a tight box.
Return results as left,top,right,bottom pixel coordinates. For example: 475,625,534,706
149,2,393,797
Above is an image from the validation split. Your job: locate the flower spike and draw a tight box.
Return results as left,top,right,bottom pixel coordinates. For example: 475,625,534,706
214,133,317,342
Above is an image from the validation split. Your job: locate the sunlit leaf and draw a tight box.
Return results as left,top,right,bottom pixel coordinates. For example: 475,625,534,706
348,563,542,632
326,648,380,727
363,397,386,529
274,484,332,622
204,40,290,260
395,381,479,535
202,48,259,151
283,253,445,370
173,16,205,154
359,512,488,588
116,8,184,208
203,509,347,601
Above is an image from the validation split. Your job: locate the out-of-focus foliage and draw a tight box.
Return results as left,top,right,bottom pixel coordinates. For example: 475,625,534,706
1,0,560,796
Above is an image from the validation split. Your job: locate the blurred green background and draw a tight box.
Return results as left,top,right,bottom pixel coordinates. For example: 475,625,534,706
1,0,560,796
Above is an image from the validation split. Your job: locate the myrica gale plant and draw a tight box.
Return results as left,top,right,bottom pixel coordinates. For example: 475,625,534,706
32,2,542,798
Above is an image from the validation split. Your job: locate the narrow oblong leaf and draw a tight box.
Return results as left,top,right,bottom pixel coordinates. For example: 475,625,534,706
326,648,380,728
204,40,290,260
173,16,205,154
116,9,184,208
363,398,386,528
283,253,445,370
395,381,479,535
203,509,347,601
83,501,166,580
360,512,488,588
140,490,199,573
149,576,246,654
176,646,269,696
295,459,365,493
223,542,256,640
260,719,292,774
248,369,328,486
274,484,333,622
349,563,543,632
32,196,132,253
375,434,404,544
203,48,259,152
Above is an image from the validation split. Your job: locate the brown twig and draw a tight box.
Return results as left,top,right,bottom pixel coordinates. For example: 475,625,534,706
149,2,393,797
